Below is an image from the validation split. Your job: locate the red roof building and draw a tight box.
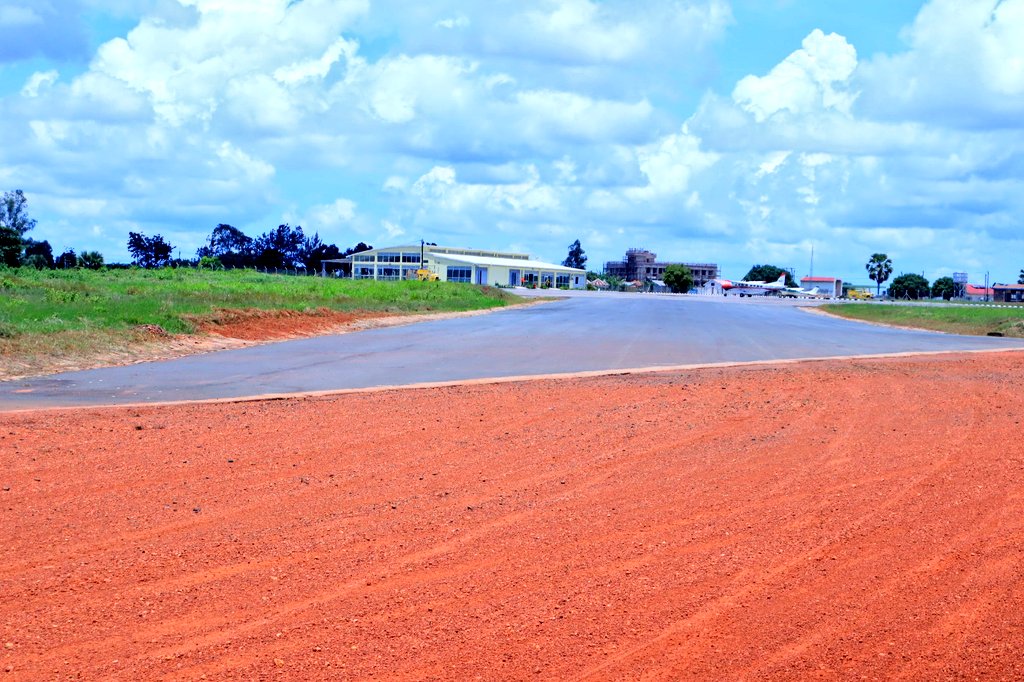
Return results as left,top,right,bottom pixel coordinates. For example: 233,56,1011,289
992,284,1024,303
799,276,842,297
965,284,993,300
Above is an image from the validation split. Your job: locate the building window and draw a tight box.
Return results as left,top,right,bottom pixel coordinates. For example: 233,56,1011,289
401,253,421,263
354,266,374,279
354,254,374,262
447,266,472,282
378,252,402,263
541,273,554,287
379,267,401,280
556,274,570,288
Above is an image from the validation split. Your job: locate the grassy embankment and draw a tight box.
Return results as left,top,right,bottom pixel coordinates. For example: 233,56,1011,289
0,268,519,374
820,303,1024,337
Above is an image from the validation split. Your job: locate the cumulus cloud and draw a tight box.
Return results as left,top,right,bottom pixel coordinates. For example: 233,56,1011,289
733,29,858,122
858,0,1024,127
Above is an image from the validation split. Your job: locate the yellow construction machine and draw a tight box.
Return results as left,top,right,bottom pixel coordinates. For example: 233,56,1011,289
416,268,440,282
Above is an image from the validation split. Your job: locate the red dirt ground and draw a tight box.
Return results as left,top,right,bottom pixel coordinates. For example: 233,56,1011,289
2,352,1023,680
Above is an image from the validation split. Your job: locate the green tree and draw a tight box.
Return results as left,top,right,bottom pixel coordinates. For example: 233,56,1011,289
197,223,257,268
662,264,694,293
742,264,795,287
0,190,37,267
865,253,893,297
79,250,104,270
254,224,305,269
1018,269,1024,285
889,273,930,299
23,239,54,269
127,231,174,268
56,249,78,269
562,239,587,269
931,276,955,300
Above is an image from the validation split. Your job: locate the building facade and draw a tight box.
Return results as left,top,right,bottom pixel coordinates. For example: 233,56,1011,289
800,276,843,297
992,284,1024,303
604,248,719,287
330,245,587,289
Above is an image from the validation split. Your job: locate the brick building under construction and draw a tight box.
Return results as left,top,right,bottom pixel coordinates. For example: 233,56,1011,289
603,248,719,287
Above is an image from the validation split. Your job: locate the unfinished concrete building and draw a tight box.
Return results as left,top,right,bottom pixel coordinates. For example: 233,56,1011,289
603,248,719,287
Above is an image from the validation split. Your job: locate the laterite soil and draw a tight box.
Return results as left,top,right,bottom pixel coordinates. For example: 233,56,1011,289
2,352,1023,680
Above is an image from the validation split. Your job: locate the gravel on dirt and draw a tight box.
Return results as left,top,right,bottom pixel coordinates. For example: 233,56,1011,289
1,351,1023,679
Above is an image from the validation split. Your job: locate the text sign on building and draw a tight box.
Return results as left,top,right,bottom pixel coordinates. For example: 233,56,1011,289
952,272,968,284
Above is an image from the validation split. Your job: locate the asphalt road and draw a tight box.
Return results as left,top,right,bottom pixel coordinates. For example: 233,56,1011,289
2,291,1023,410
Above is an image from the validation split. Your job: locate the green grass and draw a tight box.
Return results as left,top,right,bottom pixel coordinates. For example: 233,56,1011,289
0,267,520,368
820,303,1024,337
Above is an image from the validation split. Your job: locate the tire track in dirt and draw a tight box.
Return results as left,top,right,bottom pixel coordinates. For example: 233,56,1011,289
572,359,1024,680
3,355,1024,679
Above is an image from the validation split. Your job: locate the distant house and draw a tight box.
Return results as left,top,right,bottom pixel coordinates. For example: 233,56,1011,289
965,284,993,301
992,283,1024,303
589,278,609,290
799,276,842,298
650,279,670,293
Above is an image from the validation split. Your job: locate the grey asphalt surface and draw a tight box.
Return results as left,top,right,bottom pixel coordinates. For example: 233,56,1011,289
2,290,1023,410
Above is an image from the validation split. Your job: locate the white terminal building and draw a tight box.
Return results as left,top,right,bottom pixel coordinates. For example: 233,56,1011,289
332,245,587,289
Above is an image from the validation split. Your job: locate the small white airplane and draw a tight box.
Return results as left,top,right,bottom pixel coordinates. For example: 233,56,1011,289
715,273,788,297
778,285,830,299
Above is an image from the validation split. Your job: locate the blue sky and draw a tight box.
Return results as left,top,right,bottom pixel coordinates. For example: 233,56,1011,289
2,0,1023,285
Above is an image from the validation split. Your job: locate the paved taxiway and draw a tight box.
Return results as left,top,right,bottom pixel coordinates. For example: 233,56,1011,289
2,291,1022,410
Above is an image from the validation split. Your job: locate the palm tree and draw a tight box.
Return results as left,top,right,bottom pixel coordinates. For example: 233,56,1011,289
865,253,893,297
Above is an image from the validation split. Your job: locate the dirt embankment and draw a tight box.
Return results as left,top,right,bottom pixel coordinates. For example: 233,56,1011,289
2,352,1023,679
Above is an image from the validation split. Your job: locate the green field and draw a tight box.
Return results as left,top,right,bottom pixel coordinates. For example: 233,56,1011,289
820,303,1024,337
0,268,519,371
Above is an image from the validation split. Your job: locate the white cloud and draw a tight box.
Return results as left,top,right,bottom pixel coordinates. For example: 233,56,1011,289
732,29,858,122
411,165,561,214
858,0,1024,126
381,219,405,239
274,37,358,86
305,198,358,229
626,125,719,200
21,71,59,98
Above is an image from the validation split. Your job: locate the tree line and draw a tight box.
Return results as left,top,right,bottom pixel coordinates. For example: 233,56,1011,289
0,190,371,273
134,223,372,274
1,190,104,269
